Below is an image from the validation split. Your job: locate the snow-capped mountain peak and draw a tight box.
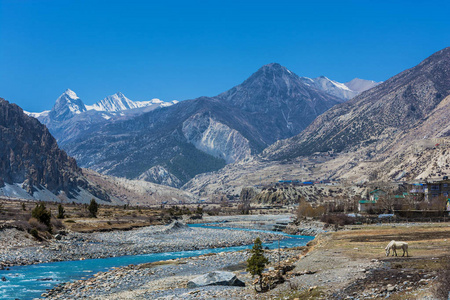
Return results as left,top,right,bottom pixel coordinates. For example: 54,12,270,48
47,89,87,121
27,90,181,119
64,89,79,100
87,92,137,112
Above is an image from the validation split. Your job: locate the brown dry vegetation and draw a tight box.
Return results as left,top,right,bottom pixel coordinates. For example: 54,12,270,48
267,224,450,300
0,198,166,233
319,224,449,299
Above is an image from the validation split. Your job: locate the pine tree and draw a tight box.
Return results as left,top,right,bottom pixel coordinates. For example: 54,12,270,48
246,237,269,290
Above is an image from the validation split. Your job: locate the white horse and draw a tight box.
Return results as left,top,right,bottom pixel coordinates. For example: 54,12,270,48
385,240,408,257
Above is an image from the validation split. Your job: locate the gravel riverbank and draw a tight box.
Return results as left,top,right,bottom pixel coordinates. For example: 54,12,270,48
44,247,305,299
0,222,282,268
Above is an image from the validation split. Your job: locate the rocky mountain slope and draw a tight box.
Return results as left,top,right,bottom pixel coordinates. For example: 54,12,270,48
264,47,450,160
58,63,349,186
0,98,117,204
184,47,450,196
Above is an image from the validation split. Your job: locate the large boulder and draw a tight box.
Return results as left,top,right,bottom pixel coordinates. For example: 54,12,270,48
162,220,190,233
187,271,245,288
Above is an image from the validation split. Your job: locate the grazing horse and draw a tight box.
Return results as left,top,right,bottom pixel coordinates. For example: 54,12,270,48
385,240,408,257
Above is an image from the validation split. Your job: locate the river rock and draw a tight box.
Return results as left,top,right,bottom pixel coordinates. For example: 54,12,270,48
187,271,245,288
163,221,190,233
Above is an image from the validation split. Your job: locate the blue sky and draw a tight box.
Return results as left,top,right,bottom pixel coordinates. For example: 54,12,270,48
1,0,450,112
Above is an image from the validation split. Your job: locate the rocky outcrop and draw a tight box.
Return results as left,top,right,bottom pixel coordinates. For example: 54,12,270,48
187,271,245,288
137,166,182,188
0,98,80,194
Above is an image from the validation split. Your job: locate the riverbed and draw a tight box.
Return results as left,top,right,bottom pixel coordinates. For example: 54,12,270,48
0,220,313,299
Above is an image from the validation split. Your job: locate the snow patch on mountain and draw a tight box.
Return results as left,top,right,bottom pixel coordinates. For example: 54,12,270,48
299,76,380,101
24,110,50,118
345,78,381,93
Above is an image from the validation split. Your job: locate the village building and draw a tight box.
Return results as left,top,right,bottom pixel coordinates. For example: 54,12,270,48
424,178,450,201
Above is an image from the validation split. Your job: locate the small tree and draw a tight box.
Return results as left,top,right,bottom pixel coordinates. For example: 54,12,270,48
31,203,51,229
57,204,65,219
22,203,26,211
88,199,99,218
246,237,269,291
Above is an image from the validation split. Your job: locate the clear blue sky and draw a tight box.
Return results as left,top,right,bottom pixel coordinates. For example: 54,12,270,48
1,0,449,112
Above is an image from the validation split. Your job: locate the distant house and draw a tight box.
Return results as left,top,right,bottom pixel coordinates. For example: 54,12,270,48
369,189,386,201
424,179,450,201
358,200,377,212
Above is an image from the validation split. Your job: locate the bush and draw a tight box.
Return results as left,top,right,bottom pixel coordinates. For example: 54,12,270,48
51,218,64,230
28,217,49,232
31,203,51,228
88,199,99,218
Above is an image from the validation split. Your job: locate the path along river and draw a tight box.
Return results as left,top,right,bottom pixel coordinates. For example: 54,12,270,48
0,224,314,300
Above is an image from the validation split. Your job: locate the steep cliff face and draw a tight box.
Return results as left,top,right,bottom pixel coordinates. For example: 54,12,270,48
0,98,79,193
182,113,252,164
0,98,113,203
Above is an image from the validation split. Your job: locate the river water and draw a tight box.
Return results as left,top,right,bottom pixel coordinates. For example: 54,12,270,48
0,224,314,300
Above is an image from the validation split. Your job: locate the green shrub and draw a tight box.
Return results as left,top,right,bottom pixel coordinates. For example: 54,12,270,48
31,203,51,229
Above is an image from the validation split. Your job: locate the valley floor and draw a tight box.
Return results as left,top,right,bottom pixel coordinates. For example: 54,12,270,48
42,222,450,299
1,214,449,299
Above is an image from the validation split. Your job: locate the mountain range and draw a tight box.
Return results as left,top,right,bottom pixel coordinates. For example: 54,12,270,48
8,63,377,196
185,47,450,197
29,64,377,187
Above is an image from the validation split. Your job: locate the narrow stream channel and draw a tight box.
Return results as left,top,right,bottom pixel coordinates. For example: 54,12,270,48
0,224,314,300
